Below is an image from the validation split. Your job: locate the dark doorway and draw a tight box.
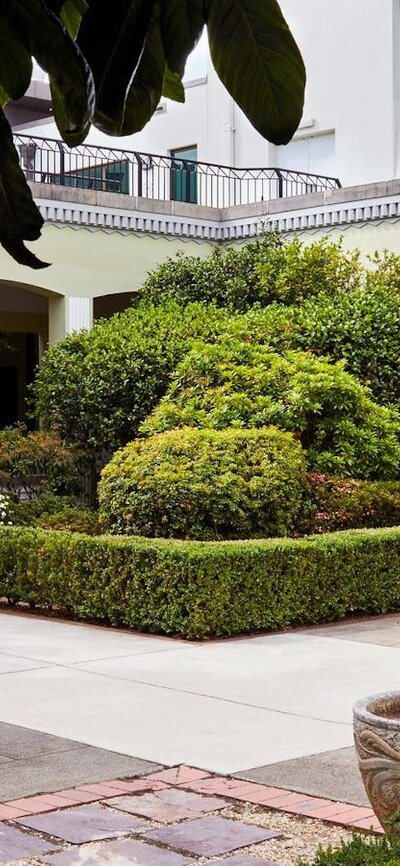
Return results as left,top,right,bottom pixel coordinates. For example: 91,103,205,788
0,366,18,427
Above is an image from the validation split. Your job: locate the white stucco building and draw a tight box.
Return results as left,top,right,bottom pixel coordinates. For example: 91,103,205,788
13,0,400,188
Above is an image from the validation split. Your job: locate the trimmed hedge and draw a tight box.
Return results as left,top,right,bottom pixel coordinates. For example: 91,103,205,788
1,526,400,639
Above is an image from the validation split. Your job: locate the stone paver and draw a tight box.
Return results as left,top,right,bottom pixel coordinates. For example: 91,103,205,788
211,858,282,866
0,824,58,862
17,803,148,844
145,816,283,857
105,788,229,822
40,838,196,865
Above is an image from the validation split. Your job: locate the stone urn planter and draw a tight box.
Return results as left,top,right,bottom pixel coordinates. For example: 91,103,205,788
354,691,400,831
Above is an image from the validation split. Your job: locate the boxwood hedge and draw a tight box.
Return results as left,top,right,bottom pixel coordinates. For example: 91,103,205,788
1,526,400,639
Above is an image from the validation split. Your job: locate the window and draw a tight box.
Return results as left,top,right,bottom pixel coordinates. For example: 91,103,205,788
53,159,130,194
170,146,198,204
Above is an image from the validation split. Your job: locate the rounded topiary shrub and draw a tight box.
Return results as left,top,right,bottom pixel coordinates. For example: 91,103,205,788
99,426,308,540
143,338,400,480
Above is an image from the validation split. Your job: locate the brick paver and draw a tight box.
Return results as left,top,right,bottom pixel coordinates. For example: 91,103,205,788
0,763,385,864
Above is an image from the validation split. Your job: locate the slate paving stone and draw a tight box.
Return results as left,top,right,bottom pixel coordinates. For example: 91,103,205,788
145,815,283,857
211,857,282,866
0,823,59,863
16,802,149,844
40,837,196,865
104,787,229,822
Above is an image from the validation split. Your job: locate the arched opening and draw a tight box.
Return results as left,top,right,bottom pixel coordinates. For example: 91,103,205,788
0,282,50,429
94,291,138,320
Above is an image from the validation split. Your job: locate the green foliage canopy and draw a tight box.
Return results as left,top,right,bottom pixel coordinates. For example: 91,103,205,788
143,338,400,479
0,0,305,267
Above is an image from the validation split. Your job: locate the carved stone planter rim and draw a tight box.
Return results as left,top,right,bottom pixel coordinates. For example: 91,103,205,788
353,690,400,731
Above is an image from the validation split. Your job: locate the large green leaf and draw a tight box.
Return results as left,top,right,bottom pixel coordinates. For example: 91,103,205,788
160,0,205,79
3,0,94,146
78,0,155,134
0,109,49,269
0,21,32,105
44,0,88,35
122,6,166,135
204,0,305,144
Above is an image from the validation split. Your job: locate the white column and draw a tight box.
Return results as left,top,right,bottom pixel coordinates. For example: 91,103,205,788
66,297,93,333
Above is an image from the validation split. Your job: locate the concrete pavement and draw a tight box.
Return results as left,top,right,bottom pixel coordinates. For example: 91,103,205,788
0,610,399,801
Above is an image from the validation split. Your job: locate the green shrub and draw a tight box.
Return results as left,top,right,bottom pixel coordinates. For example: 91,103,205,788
290,287,400,408
299,834,400,866
0,426,82,498
99,426,307,540
32,301,231,456
2,526,400,638
143,339,400,480
35,506,101,535
140,234,362,310
298,474,400,534
12,493,78,526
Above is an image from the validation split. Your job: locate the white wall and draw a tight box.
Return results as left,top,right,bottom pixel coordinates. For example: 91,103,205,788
18,1,400,187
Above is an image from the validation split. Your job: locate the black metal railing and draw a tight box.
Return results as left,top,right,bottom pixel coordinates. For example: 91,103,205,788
14,134,341,209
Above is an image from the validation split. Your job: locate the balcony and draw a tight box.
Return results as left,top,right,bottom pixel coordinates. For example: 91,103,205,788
15,134,341,210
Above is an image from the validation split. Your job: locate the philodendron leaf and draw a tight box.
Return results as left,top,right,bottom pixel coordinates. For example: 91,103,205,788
122,6,166,135
162,67,185,102
44,0,88,35
0,21,32,104
0,109,49,269
3,0,95,146
78,0,155,135
160,0,204,79
204,0,305,145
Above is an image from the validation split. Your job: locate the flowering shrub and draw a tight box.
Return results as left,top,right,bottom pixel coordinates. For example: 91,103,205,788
297,474,400,535
0,426,83,498
0,494,13,526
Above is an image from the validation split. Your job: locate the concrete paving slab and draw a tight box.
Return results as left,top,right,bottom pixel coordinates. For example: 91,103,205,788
0,653,50,675
235,747,369,807
74,632,400,725
0,613,188,665
0,665,353,773
0,721,83,759
0,723,161,802
300,614,400,647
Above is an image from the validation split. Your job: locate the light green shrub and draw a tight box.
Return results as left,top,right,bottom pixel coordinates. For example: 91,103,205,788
143,339,400,480
99,426,307,540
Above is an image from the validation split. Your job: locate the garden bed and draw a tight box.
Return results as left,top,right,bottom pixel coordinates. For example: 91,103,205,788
1,525,400,639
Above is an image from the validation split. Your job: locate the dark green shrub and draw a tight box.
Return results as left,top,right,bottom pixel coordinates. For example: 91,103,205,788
2,525,400,638
298,474,400,534
13,494,78,526
299,833,400,866
32,301,231,456
140,235,362,310
143,338,400,480
99,426,307,540
0,426,82,498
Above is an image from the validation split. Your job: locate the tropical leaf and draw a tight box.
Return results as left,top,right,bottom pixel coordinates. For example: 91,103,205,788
3,0,94,146
162,67,185,102
78,0,155,134
0,109,49,268
204,0,306,144
0,21,32,105
122,5,166,135
160,0,205,79
44,0,88,34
